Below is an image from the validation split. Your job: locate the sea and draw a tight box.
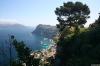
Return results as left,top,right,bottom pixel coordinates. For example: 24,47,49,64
0,25,54,66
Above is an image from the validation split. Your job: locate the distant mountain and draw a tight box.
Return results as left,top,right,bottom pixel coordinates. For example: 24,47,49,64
32,24,58,38
0,23,24,27
0,23,35,32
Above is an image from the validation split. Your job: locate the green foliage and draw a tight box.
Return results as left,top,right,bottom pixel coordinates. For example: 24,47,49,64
12,39,31,63
55,1,90,31
11,37,39,66
89,14,100,29
56,26,100,65
55,1,100,66
11,60,22,66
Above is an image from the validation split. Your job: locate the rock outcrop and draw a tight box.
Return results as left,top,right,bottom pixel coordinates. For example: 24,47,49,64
32,24,58,38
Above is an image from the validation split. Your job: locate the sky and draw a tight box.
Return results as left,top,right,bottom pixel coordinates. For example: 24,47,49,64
0,0,100,27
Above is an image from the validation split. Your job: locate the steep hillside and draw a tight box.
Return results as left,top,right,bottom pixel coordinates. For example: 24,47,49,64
32,24,58,38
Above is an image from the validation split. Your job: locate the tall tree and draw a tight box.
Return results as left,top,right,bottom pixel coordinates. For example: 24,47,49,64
54,2,90,66
55,2,90,31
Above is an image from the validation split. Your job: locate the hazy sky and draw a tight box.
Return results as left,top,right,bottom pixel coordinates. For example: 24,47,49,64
0,0,100,26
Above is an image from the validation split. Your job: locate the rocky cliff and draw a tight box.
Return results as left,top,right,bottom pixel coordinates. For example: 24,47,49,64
32,24,58,38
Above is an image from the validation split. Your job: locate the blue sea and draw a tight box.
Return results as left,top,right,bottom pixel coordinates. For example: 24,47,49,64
0,26,53,66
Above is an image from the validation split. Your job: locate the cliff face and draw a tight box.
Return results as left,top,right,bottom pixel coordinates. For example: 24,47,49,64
32,24,58,38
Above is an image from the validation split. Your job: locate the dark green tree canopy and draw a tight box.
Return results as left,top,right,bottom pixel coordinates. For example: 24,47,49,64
89,13,100,28
55,1,90,31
